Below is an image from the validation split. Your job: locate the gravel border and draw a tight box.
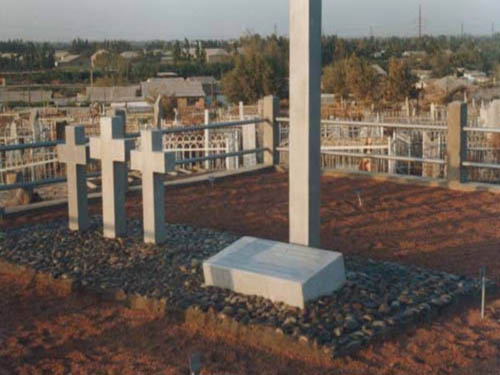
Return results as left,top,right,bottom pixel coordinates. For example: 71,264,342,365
0,217,492,357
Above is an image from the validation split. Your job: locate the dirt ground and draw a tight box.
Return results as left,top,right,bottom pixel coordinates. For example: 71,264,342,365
0,271,499,375
1,170,500,374
3,170,500,282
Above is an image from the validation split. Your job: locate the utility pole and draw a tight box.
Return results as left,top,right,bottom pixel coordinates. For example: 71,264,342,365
418,5,422,39
461,22,464,37
492,22,495,37
370,26,374,38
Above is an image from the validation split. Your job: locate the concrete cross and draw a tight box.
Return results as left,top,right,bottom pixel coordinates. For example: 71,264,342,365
90,116,135,238
131,129,175,244
57,125,90,231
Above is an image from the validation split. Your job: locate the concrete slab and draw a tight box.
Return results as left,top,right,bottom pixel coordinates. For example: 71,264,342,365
203,237,345,308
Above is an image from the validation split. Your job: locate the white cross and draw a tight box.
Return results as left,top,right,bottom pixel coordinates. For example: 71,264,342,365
131,129,175,244
57,125,90,231
90,116,135,238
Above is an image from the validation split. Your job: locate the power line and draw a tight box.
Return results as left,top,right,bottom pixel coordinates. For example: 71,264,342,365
419,5,422,39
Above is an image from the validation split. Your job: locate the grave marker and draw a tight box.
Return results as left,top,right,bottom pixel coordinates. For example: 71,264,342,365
131,129,175,244
203,0,346,309
57,125,90,231
90,116,134,238
289,0,322,247
204,237,345,309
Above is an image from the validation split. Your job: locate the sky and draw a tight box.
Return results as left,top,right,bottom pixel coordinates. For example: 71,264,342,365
0,0,499,41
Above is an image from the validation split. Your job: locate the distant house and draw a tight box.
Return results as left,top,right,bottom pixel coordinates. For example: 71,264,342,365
472,87,500,102
371,64,387,77
81,85,141,104
141,78,206,108
157,72,178,78
188,76,220,104
110,101,152,114
161,51,175,64
412,69,432,89
55,50,70,61
463,70,489,84
120,51,140,60
430,75,470,93
402,50,427,58
187,47,230,63
205,48,230,64
91,49,109,67
0,52,20,59
0,89,52,104
55,54,89,68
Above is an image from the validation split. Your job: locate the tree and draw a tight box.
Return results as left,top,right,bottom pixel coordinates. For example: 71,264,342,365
93,52,128,85
322,60,349,98
384,58,418,101
430,52,454,78
183,38,191,61
222,34,288,103
195,44,206,64
344,55,379,102
145,91,177,121
172,41,182,65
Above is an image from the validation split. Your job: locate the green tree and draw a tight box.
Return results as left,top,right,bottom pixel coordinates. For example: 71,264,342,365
172,41,182,65
384,58,418,101
93,52,128,85
183,38,191,61
430,52,454,78
222,34,288,103
195,44,206,64
322,60,349,98
344,55,379,102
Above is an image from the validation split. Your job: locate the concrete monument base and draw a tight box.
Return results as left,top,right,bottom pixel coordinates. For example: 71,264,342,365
203,237,346,309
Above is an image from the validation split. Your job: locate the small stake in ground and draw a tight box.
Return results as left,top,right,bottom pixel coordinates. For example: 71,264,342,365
355,188,363,209
481,266,486,320
208,175,216,189
189,352,201,375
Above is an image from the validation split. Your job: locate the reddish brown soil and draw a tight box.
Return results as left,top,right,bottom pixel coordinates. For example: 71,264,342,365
1,170,500,374
3,170,500,282
0,271,499,375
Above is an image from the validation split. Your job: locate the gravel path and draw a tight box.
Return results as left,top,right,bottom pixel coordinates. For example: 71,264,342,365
0,217,489,357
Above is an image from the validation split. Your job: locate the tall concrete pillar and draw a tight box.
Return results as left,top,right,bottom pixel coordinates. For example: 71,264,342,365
260,96,279,165
446,102,468,184
289,0,322,248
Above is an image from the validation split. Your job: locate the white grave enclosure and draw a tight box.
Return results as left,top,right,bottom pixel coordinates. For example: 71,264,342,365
203,237,346,309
